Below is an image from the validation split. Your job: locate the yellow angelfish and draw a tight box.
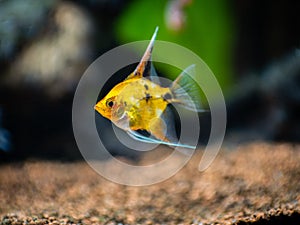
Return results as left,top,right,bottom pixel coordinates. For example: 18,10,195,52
94,27,203,148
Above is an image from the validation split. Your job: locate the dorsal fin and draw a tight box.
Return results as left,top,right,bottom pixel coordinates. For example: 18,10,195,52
126,26,159,80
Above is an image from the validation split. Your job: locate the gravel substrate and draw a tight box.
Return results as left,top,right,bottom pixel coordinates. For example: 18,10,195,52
0,143,300,224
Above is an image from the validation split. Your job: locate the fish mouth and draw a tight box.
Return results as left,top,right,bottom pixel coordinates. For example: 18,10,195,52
94,104,100,112
94,103,111,120
94,104,104,115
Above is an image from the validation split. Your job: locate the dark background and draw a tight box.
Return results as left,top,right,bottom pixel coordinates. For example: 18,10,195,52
0,0,299,162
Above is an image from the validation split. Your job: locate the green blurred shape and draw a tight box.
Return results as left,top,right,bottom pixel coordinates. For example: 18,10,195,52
116,0,235,95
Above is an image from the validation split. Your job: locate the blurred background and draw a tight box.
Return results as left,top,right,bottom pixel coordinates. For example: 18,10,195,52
0,0,299,162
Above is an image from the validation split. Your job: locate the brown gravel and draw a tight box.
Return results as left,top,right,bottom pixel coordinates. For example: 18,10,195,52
0,142,300,224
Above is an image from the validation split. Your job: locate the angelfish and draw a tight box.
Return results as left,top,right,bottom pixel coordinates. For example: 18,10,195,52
94,27,203,148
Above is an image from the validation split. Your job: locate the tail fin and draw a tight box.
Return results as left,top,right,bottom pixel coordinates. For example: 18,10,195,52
170,64,204,112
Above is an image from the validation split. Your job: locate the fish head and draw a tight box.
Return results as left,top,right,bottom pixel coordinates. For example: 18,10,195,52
94,81,129,121
94,95,116,120
94,89,130,130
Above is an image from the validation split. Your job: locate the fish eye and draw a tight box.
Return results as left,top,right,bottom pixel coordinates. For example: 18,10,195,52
106,100,114,108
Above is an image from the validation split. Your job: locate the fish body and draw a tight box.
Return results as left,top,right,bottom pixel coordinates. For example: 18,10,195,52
95,75,173,141
95,27,203,147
